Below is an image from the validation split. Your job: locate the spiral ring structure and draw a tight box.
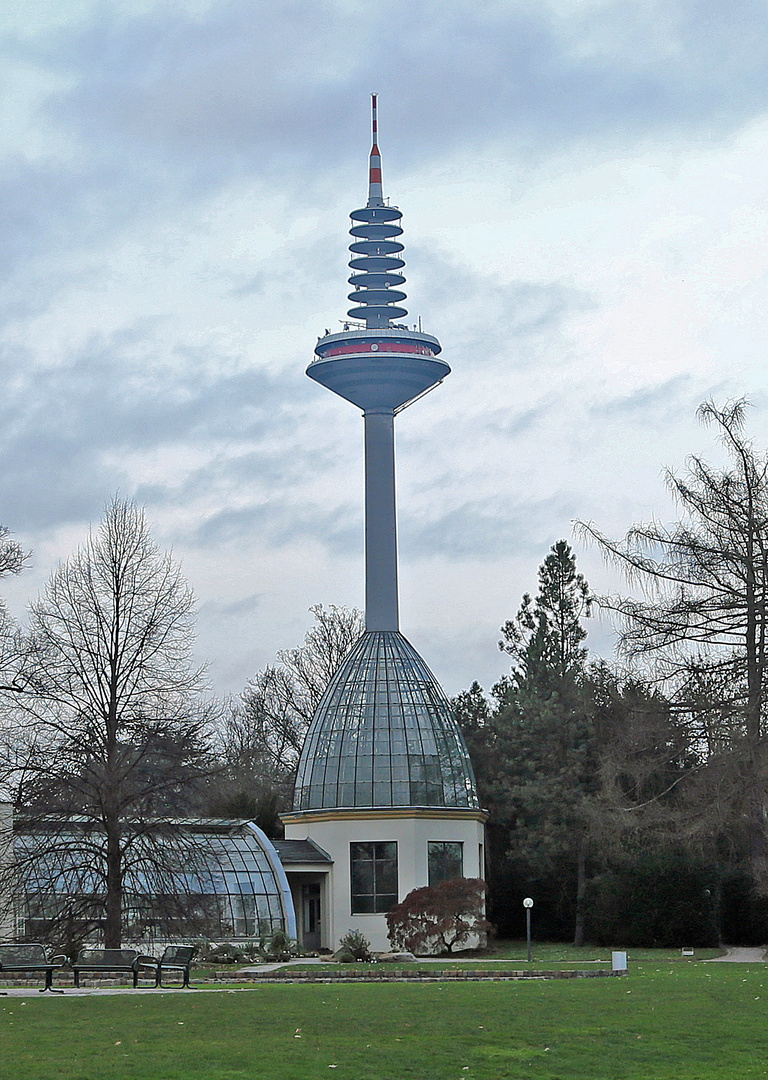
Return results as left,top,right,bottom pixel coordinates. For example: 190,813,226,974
347,205,408,328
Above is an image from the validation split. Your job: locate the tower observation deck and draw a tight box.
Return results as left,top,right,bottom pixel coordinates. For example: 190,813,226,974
296,96,477,814
307,93,450,632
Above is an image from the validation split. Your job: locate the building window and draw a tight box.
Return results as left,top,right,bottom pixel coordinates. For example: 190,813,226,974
428,841,463,886
350,842,398,913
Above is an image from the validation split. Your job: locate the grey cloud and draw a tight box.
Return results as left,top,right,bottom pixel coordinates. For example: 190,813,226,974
399,493,579,560
0,330,318,530
226,274,268,299
404,246,592,379
485,403,555,441
2,0,765,316
199,593,262,620
589,375,696,423
192,500,360,556
31,0,768,190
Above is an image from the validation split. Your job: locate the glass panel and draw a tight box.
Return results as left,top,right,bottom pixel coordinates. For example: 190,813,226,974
350,841,398,914
15,823,288,941
428,841,463,886
351,861,374,895
376,861,397,895
292,631,479,813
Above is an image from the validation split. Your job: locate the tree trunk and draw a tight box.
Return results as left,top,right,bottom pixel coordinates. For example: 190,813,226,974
573,835,587,947
104,811,122,948
104,693,122,949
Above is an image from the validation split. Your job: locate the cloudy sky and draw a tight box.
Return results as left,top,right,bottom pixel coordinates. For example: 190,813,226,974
1,0,767,699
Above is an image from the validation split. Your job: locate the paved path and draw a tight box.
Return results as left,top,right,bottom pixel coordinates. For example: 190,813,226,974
4,950,762,994
0,985,256,997
704,946,766,962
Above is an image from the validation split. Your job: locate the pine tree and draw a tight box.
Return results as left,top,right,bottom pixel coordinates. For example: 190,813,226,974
492,541,596,945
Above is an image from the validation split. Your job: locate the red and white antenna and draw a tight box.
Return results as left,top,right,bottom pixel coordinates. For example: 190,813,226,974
368,92,383,206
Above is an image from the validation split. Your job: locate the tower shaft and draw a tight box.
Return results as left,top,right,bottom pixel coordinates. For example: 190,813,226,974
307,95,448,630
364,408,398,631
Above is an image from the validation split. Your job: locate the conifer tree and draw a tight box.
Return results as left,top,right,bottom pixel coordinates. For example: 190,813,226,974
492,540,596,944
579,400,768,883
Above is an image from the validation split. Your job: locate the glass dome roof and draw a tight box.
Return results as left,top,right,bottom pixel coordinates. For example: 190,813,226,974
293,631,479,812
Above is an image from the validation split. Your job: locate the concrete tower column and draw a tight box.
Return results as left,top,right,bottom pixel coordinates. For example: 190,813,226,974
364,408,398,631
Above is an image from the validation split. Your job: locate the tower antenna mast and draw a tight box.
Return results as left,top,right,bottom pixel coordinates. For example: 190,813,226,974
306,96,449,629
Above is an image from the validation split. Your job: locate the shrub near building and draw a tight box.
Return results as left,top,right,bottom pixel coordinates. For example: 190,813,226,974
386,879,491,955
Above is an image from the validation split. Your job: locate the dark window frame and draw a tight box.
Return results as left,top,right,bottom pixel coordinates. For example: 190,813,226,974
427,840,463,887
350,841,398,914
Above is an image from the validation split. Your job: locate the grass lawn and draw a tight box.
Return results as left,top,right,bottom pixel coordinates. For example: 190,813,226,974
281,940,725,973
2,959,767,1079
282,941,726,971
480,940,726,962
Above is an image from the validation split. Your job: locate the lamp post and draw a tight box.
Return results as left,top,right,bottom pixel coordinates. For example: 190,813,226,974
523,897,533,963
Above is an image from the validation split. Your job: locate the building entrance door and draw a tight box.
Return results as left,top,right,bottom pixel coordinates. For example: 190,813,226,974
302,883,321,951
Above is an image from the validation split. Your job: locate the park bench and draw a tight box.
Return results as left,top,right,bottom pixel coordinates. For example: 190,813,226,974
71,948,157,988
0,943,67,993
152,945,196,988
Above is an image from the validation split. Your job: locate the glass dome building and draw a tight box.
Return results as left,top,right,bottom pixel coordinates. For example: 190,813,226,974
293,630,478,812
10,817,297,944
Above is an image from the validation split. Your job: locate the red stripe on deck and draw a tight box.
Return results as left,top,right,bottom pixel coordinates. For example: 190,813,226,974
318,343,435,358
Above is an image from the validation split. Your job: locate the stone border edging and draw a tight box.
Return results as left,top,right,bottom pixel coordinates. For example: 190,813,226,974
246,968,627,983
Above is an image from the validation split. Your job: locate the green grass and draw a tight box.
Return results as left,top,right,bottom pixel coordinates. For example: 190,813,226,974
480,939,726,962
2,961,767,1079
283,939,725,971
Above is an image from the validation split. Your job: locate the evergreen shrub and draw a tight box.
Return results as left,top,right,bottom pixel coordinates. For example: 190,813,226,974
585,854,719,947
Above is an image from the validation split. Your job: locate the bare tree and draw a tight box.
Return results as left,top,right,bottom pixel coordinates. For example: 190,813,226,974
273,603,366,725
213,605,364,823
0,526,25,581
241,602,363,767
0,499,211,947
578,399,768,876
0,526,30,694
579,400,768,729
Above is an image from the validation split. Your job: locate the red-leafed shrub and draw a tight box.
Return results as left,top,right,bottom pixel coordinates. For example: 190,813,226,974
386,878,492,955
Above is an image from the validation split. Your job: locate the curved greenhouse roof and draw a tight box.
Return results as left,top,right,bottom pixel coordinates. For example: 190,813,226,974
293,630,479,812
13,818,296,942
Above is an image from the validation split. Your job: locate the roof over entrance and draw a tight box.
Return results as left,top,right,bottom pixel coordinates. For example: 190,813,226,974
272,839,332,864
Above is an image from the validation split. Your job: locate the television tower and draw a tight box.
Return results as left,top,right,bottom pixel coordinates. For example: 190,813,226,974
306,94,450,632
286,100,482,956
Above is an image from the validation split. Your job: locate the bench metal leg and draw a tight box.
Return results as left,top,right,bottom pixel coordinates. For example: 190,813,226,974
42,970,63,993
159,969,194,988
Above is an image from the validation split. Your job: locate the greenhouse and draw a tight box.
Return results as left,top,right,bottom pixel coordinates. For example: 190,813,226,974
8,817,297,944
